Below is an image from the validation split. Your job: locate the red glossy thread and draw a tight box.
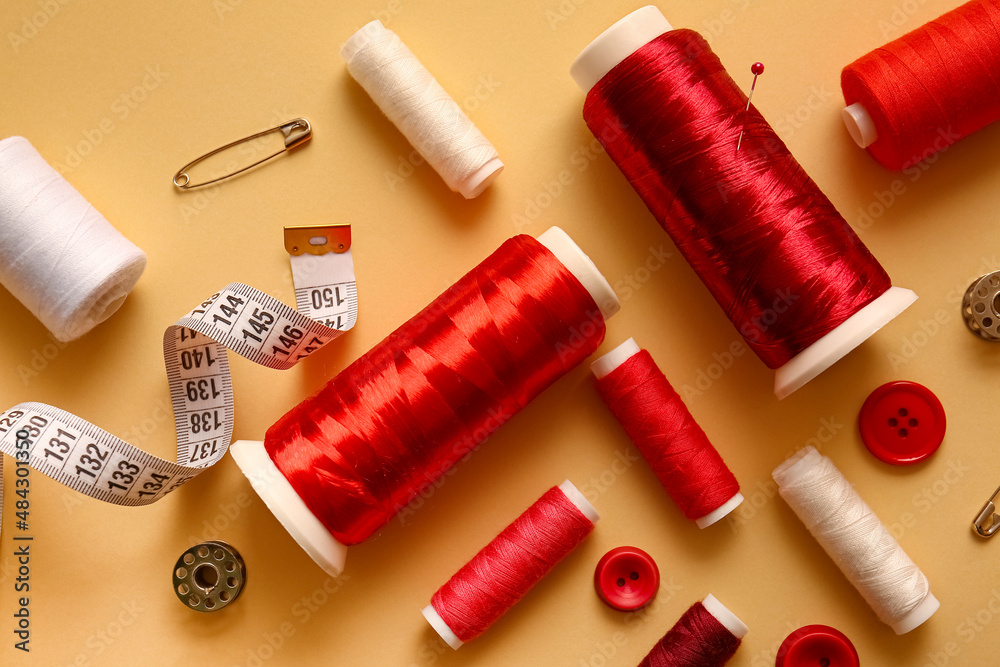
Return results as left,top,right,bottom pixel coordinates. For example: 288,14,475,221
639,601,741,667
430,485,595,643
594,350,739,522
583,30,892,368
842,0,1000,170
264,235,605,545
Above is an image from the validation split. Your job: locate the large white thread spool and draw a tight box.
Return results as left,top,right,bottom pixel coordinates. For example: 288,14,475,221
773,447,939,634
341,20,503,198
0,136,146,342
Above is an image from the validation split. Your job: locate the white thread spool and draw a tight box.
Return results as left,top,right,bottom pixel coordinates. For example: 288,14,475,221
773,447,939,634
0,137,146,342
341,20,503,198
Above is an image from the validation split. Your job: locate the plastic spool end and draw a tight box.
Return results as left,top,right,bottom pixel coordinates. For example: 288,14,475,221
422,604,463,649
695,492,744,529
570,6,672,93
559,479,600,523
340,19,385,63
458,158,504,198
772,446,822,487
229,440,347,576
702,594,749,639
892,592,940,634
538,227,620,320
843,102,878,149
774,286,917,399
590,337,640,379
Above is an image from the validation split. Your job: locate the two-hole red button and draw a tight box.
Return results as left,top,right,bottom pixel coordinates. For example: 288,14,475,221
858,381,945,465
776,625,859,667
594,546,659,611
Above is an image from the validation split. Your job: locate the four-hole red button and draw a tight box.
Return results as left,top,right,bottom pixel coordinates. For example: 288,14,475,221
858,381,945,465
594,546,659,611
776,625,859,667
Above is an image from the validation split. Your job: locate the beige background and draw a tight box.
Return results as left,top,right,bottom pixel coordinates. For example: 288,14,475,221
0,0,998,665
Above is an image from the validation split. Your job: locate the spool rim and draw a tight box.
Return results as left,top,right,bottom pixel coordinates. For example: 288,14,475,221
570,6,672,93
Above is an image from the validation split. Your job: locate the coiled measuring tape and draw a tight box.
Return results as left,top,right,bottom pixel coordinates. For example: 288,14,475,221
0,225,357,524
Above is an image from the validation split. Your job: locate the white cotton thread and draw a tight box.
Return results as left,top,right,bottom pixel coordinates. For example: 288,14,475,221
0,136,146,342
341,20,503,198
773,447,938,634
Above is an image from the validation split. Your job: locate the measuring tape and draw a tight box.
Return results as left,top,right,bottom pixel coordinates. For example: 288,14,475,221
0,225,357,526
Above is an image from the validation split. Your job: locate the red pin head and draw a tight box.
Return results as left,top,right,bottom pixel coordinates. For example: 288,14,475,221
751,62,764,76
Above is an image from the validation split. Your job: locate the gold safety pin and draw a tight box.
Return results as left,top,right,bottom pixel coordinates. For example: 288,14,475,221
173,118,312,189
973,485,1000,537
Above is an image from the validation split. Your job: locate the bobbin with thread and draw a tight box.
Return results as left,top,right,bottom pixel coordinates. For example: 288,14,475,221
422,480,598,649
341,20,503,198
962,270,1000,340
639,594,747,667
0,136,146,342
591,338,742,528
230,227,619,576
841,0,1000,170
773,446,939,634
570,6,916,399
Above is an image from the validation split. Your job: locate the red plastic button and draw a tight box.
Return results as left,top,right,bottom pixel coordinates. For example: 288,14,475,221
594,546,659,611
776,625,859,667
858,381,945,465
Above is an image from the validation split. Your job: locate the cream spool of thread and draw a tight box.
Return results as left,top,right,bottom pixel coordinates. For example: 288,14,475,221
341,20,503,198
773,446,939,634
0,136,146,342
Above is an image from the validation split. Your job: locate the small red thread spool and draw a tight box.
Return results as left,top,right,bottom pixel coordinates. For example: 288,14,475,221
639,595,747,667
591,338,742,527
423,480,599,648
571,6,916,399
842,0,1000,170
229,228,619,575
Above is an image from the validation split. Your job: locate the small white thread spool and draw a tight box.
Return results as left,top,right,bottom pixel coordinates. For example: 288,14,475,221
773,447,939,634
341,20,503,198
0,136,146,342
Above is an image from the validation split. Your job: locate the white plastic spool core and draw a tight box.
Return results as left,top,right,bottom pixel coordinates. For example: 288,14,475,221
230,232,617,576
571,8,916,398
422,480,598,650
340,20,503,199
843,102,878,148
772,446,939,634
701,594,749,639
590,338,743,527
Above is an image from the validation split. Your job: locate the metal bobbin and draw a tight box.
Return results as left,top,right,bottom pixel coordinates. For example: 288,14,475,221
173,541,246,612
962,271,1000,341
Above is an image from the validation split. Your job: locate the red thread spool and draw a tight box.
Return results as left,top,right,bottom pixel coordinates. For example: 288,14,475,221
571,7,916,399
639,595,747,667
230,228,619,575
842,0,1000,170
423,480,598,648
591,339,741,527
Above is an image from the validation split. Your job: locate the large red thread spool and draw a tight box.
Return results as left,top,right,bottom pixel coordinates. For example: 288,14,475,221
639,595,747,667
422,480,598,648
570,6,916,399
229,228,619,575
591,338,742,528
842,0,1000,170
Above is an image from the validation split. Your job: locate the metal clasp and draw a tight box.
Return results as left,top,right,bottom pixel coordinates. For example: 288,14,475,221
973,485,1000,537
173,118,312,189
